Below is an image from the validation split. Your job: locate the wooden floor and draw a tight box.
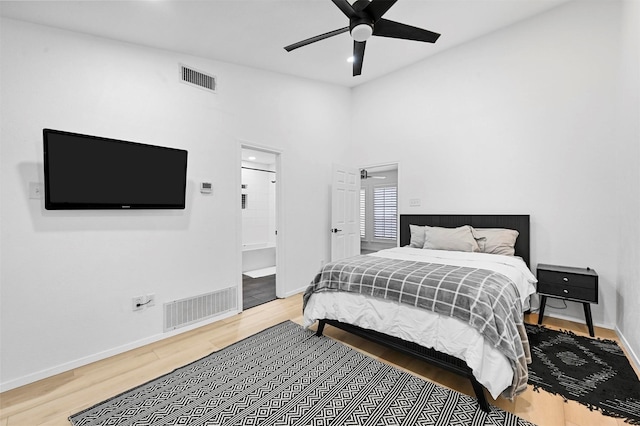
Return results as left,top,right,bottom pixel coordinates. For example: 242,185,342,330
1,293,637,426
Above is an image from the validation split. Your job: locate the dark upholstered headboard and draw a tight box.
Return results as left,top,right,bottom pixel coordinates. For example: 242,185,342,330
399,214,530,267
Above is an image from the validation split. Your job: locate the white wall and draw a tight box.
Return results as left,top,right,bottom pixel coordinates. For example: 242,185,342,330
615,0,640,364
0,18,350,390
350,1,624,334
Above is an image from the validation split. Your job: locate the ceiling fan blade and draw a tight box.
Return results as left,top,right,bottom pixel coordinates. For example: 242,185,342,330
373,18,440,43
364,0,398,21
353,40,366,76
331,0,357,18
284,27,349,52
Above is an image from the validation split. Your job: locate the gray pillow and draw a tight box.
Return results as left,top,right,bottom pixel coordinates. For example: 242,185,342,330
471,228,519,256
409,224,426,248
422,225,480,252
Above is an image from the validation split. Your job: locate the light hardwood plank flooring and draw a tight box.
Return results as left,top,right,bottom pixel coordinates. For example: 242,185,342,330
1,294,637,426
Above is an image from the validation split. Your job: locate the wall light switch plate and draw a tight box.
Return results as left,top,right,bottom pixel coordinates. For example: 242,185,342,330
29,182,43,199
409,198,421,207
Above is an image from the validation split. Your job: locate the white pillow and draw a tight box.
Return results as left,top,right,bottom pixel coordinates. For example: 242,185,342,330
422,225,480,252
471,228,519,256
408,224,426,248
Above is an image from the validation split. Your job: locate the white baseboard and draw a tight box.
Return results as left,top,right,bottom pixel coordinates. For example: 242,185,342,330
284,286,307,298
535,310,614,331
615,326,640,373
0,309,239,393
7,301,631,393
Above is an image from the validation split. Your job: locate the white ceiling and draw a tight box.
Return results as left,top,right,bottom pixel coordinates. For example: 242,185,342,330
242,148,276,166
0,0,570,87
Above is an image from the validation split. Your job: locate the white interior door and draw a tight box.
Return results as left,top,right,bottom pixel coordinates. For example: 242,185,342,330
331,164,361,261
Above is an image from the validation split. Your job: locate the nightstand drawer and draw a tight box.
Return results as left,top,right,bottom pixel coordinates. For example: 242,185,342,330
537,281,597,302
537,268,596,289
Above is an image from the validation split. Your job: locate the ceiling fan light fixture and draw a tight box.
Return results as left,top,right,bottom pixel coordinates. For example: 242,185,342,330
351,23,373,42
283,0,441,77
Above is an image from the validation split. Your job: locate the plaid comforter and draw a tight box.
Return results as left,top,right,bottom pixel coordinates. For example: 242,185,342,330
303,254,531,399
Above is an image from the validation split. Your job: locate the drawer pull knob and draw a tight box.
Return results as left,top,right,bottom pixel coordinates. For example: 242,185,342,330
563,277,569,282
563,289,569,294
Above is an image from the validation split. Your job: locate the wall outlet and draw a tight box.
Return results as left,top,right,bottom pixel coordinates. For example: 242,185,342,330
132,296,144,311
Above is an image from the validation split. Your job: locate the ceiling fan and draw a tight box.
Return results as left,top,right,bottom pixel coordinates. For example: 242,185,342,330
284,0,441,76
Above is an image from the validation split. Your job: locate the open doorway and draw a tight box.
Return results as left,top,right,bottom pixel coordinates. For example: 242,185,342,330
359,163,399,255
241,147,278,310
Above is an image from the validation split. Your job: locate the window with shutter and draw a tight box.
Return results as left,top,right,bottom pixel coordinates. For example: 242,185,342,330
373,185,397,240
360,189,366,238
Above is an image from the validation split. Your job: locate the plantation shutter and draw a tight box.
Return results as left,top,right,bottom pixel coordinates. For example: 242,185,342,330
360,189,366,238
373,185,397,240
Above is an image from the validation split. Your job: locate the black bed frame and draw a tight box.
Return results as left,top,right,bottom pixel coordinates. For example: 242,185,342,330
315,214,531,413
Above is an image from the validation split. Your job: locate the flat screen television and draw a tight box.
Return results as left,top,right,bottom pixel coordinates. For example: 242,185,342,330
43,129,188,210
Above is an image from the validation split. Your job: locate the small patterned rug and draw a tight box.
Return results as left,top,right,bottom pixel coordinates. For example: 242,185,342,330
70,321,533,426
526,324,640,425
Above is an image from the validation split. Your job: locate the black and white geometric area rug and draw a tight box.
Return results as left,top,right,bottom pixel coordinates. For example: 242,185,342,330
70,321,533,426
526,324,640,425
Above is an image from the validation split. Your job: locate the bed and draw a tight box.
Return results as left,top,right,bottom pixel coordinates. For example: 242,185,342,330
303,214,536,412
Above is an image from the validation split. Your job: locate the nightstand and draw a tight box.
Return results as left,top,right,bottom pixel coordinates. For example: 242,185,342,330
536,264,598,337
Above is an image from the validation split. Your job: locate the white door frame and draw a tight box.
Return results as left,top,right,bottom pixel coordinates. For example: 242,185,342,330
237,142,284,312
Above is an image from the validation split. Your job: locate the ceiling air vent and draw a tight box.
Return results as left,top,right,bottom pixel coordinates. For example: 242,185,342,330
180,64,216,93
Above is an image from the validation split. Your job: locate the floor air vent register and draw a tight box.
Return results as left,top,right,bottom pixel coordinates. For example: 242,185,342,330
163,287,237,332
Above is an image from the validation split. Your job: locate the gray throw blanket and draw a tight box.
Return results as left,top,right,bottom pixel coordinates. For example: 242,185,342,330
303,254,531,399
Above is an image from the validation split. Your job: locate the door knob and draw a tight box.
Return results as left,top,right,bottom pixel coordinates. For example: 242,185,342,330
331,228,342,233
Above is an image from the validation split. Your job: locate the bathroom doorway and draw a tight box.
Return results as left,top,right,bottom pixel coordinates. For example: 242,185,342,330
240,147,279,310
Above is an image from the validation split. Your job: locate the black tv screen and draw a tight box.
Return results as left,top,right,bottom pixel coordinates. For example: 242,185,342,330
43,129,188,210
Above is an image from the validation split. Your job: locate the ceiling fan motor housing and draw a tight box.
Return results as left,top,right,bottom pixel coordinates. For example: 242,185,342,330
350,17,374,42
